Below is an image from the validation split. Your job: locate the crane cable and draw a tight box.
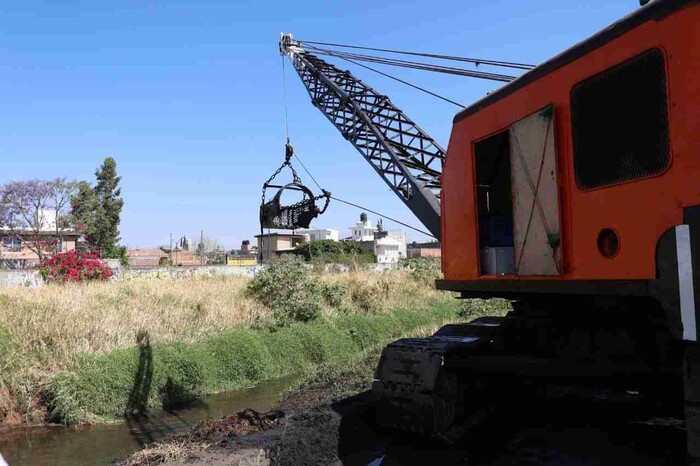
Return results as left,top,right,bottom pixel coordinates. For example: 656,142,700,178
301,43,468,108
290,150,436,239
282,56,290,140
305,45,517,82
297,39,536,71
326,53,465,108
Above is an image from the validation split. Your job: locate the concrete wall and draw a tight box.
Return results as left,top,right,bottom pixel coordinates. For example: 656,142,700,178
0,262,398,288
119,265,262,281
0,270,42,288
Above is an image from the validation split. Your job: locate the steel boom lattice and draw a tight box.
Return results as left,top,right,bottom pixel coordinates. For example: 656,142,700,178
280,34,445,239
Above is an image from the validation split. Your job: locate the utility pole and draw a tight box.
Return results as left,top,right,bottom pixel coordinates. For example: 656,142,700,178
200,230,204,266
169,233,173,266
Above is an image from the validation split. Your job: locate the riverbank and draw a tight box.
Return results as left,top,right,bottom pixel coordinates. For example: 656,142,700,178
123,340,399,466
48,300,457,425
0,265,480,426
124,327,688,466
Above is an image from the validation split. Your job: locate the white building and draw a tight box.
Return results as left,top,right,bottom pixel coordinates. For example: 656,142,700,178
301,228,340,242
384,229,407,259
373,220,407,264
36,209,57,232
346,214,407,264
374,235,403,264
349,213,377,242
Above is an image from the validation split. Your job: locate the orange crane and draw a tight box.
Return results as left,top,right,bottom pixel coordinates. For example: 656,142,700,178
278,0,700,461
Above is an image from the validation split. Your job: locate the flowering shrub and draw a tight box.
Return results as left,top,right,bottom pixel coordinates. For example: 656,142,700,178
39,250,114,284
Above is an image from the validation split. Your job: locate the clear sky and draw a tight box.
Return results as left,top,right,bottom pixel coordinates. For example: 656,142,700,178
0,0,639,249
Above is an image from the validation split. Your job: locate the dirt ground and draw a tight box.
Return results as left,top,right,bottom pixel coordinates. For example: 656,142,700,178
127,392,688,466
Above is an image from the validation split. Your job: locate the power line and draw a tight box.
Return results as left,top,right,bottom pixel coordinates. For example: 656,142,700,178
298,39,535,70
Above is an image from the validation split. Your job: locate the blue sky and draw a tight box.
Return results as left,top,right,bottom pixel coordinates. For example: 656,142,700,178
0,0,637,249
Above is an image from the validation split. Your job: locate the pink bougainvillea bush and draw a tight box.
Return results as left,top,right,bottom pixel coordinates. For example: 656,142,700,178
39,250,114,283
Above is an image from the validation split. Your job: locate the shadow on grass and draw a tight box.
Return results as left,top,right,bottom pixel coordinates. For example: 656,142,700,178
124,331,160,445
123,331,206,446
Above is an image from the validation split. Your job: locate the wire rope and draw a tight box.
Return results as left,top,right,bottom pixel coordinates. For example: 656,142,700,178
298,39,535,70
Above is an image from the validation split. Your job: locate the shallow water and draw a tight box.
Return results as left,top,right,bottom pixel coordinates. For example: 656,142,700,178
0,376,298,466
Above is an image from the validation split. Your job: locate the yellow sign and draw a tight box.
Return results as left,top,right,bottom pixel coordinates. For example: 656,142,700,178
227,256,257,267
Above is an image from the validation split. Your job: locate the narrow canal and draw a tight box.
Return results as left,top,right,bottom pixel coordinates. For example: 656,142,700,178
0,376,298,466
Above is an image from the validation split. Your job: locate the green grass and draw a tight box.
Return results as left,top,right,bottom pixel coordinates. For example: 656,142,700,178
46,298,460,425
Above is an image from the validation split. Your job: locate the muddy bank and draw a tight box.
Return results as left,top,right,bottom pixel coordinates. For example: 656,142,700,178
125,349,689,466
122,352,379,466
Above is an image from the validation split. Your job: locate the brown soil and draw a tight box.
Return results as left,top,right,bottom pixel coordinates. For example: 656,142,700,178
190,409,286,445
0,385,23,426
123,370,371,466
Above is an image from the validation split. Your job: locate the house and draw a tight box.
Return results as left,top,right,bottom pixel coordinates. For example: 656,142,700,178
126,248,169,268
373,220,407,264
346,214,407,264
407,241,442,259
300,228,339,242
1,209,81,264
349,213,377,242
170,249,200,266
374,235,403,264
255,233,306,263
227,240,258,266
0,230,80,262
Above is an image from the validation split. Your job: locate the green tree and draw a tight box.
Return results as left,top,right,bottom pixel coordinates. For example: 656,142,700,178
288,239,376,265
93,157,124,254
71,181,98,244
71,158,126,262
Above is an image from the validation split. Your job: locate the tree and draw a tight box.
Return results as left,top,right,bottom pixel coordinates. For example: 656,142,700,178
0,179,79,261
71,181,98,245
93,157,124,255
193,234,225,265
49,178,80,252
288,240,376,265
194,234,223,254
72,158,125,260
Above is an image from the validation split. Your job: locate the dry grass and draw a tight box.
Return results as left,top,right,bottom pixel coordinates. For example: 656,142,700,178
124,438,210,466
320,268,441,315
0,276,269,373
0,269,441,373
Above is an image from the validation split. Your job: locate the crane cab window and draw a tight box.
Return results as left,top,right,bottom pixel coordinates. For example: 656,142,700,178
571,48,670,189
474,131,516,275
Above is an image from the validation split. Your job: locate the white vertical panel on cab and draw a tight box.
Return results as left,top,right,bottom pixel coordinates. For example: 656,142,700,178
509,106,562,276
